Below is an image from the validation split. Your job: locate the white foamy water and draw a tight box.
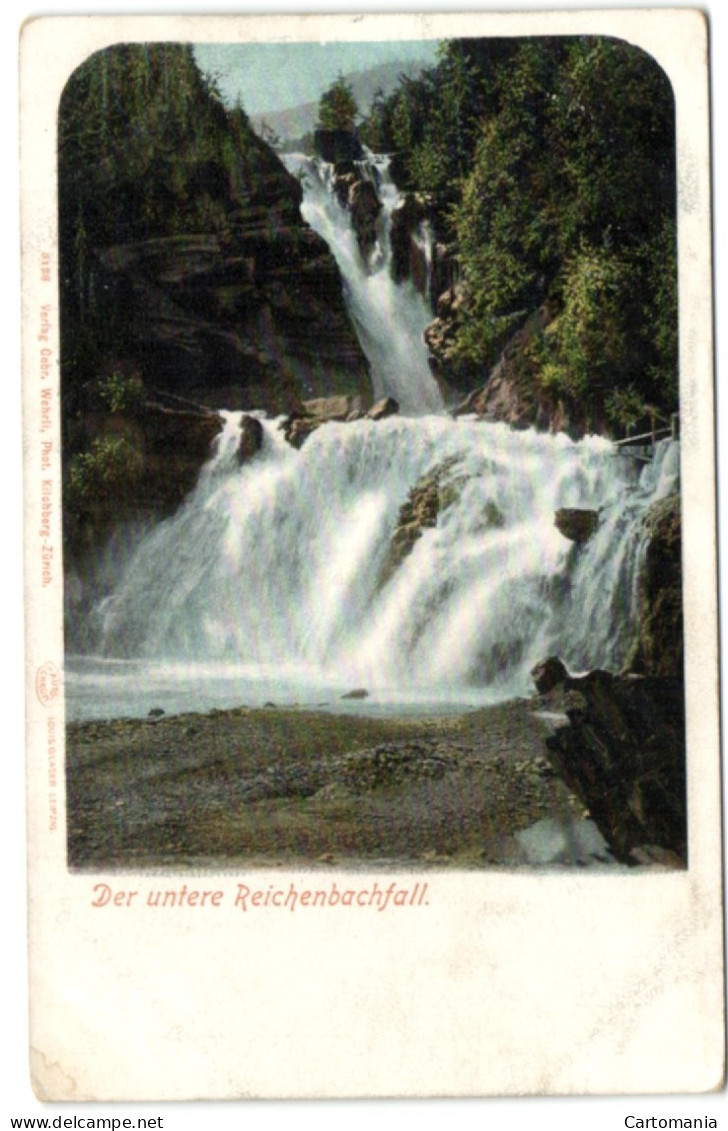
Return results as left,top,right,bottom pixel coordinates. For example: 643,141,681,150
284,152,443,415
67,413,678,719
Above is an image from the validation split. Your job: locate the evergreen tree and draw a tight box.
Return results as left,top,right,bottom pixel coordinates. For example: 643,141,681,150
360,35,678,428
317,72,359,131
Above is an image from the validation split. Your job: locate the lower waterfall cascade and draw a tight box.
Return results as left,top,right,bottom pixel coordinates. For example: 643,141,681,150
67,413,679,721
65,151,681,721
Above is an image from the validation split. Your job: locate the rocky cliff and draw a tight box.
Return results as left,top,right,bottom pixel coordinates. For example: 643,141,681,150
89,212,370,414
530,492,685,865
59,44,371,557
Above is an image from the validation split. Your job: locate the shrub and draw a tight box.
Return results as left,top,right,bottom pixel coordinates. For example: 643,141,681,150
68,436,144,509
97,371,145,414
605,386,648,432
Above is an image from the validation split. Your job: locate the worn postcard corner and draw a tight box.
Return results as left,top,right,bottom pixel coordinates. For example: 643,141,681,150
20,8,723,1102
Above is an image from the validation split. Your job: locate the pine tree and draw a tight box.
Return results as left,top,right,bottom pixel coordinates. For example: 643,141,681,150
317,73,359,131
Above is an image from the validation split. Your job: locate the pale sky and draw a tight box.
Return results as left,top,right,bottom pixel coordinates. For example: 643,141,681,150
193,40,441,116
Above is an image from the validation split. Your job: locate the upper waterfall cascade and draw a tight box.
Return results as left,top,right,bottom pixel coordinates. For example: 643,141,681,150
283,151,444,415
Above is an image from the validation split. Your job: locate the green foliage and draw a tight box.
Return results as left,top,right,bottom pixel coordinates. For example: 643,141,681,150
58,42,289,423
317,73,359,131
643,218,679,408
362,35,678,424
358,87,388,152
605,386,649,431
545,246,633,397
97,371,145,413
68,437,144,508
548,39,676,250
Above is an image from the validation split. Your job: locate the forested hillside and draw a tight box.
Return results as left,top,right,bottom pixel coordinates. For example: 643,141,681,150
362,37,677,435
58,43,370,546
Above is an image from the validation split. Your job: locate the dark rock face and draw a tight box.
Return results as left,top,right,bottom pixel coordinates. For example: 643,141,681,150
314,129,364,164
540,665,686,865
389,193,429,293
332,162,358,208
348,179,382,262
554,508,599,544
532,492,685,863
379,462,448,585
67,399,223,558
442,300,603,436
96,402,220,513
237,414,264,465
93,216,371,415
425,283,467,387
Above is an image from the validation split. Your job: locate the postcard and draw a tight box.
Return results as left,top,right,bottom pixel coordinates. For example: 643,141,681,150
20,9,723,1101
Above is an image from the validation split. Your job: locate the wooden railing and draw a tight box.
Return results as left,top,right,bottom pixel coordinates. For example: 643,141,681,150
613,412,679,460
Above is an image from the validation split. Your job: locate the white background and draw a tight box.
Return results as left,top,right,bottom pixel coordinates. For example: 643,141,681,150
3,1,725,1126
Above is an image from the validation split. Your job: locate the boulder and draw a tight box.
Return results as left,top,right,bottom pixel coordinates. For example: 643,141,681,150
279,395,367,450
530,656,569,694
280,414,321,450
554,508,599,544
302,395,363,421
379,457,460,583
367,397,399,421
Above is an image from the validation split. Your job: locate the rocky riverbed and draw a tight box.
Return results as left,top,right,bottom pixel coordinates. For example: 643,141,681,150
66,697,592,871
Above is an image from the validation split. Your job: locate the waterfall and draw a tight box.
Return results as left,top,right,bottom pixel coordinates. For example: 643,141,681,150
66,410,679,720
283,151,443,415
65,151,680,721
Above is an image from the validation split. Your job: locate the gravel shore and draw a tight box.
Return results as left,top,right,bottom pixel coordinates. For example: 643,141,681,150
66,697,586,870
